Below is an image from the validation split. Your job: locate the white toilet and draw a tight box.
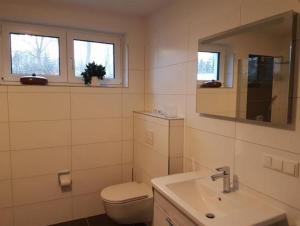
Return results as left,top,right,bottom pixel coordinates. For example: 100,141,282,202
100,182,153,224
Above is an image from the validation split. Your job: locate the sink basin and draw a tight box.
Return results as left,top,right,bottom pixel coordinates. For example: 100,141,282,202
166,178,241,218
152,171,286,226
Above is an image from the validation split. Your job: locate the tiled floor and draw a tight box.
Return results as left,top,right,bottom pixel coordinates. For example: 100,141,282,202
49,214,146,226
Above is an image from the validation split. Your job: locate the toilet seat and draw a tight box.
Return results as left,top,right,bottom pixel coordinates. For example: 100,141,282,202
101,182,153,204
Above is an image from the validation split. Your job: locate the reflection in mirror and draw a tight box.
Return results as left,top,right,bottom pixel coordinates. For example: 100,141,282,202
196,11,298,128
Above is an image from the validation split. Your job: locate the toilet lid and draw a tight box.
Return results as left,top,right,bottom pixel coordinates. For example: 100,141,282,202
100,182,153,204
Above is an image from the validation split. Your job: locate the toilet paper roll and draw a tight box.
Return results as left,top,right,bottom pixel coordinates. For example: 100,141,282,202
59,174,72,187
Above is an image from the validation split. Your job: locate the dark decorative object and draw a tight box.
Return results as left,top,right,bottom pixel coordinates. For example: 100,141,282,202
81,62,106,85
200,80,222,88
20,73,48,85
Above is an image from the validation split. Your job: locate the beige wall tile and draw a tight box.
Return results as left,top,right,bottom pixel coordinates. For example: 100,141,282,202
122,117,133,140
134,116,169,156
235,140,300,210
123,70,145,94
122,94,145,117
72,142,122,170
10,120,71,150
0,208,13,226
240,0,299,25
0,123,9,152
0,86,7,93
0,180,12,208
70,87,121,94
71,93,122,119
11,147,71,179
122,140,133,164
185,127,235,171
13,175,71,206
0,94,8,122
72,193,105,219
122,163,133,183
7,86,69,94
72,118,122,145
72,165,122,195
134,141,168,180
146,63,187,95
8,93,70,121
0,152,11,180
185,95,236,138
145,94,186,117
14,198,72,226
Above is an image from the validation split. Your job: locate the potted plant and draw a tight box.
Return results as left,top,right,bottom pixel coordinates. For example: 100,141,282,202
81,62,106,86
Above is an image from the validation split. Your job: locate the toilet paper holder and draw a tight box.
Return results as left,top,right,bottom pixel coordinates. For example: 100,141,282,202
58,170,72,192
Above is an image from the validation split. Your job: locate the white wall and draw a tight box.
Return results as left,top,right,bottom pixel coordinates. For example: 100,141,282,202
145,0,300,225
0,2,145,226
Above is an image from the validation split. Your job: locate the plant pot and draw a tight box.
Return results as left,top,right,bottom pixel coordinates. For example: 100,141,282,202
91,77,99,87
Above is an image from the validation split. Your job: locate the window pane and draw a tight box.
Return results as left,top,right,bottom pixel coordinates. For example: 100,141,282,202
10,33,60,76
74,40,114,79
197,52,219,80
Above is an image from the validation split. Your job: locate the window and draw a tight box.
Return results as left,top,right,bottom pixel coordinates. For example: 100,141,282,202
2,22,124,86
197,51,220,80
10,33,60,76
73,40,114,79
67,31,123,85
2,23,67,82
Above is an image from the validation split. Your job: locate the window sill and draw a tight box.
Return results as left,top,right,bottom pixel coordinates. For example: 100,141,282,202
0,80,126,88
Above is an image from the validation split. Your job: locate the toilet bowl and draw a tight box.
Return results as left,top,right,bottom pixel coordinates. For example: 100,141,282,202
100,182,153,224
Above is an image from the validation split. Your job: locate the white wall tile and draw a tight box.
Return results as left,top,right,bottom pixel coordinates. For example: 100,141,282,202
13,175,71,206
72,142,122,170
0,180,12,208
71,93,122,119
72,118,122,145
72,193,105,219
0,208,13,226
11,147,71,178
8,93,70,121
0,152,11,180
10,120,71,150
72,165,122,195
14,198,72,226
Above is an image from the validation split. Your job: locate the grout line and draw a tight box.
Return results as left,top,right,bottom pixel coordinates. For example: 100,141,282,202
5,88,16,226
10,163,123,181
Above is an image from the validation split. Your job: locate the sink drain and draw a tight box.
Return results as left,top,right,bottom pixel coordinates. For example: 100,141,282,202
205,213,215,219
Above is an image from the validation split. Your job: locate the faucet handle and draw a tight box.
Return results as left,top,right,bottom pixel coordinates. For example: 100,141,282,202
216,166,230,175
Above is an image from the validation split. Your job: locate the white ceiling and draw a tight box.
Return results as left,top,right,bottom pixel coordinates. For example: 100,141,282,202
4,0,173,16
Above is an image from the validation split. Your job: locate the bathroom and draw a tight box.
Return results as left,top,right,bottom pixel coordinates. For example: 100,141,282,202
0,0,300,226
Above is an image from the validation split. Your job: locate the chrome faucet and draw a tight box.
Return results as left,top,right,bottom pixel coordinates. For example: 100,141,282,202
211,166,231,193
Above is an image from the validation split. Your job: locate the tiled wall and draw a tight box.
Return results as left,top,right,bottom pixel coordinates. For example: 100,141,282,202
145,0,300,225
0,2,145,226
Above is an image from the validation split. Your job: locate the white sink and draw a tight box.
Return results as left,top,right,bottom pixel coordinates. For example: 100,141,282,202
152,171,286,226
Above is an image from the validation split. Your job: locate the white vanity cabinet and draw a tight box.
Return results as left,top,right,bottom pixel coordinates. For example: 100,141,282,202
153,190,198,226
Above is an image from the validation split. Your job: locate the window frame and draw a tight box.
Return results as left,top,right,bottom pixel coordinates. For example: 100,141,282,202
1,22,68,83
67,30,123,85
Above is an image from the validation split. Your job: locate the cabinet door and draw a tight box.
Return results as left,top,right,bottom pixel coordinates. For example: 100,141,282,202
154,203,177,226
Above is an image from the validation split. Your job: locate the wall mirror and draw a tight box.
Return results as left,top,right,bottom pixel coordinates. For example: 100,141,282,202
196,11,299,128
